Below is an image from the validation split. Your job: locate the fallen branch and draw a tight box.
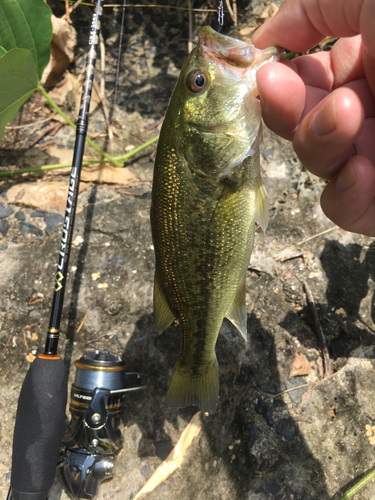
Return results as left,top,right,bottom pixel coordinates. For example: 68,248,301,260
303,281,332,378
264,383,310,403
29,124,59,148
76,311,88,333
297,226,337,245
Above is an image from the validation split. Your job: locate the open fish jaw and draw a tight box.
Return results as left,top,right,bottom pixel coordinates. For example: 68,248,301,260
198,26,281,92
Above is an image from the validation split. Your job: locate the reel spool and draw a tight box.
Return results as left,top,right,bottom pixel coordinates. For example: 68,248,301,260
59,350,146,499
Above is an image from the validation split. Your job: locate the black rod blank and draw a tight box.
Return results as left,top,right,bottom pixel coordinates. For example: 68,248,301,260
45,0,104,355
9,2,104,499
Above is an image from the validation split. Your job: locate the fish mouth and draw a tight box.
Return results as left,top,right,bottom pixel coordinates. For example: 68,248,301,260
198,26,282,71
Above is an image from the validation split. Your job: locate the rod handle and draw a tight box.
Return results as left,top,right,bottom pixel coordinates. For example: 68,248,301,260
11,356,67,500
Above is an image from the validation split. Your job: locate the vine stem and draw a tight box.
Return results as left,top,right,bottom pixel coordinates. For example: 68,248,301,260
38,85,123,167
0,135,159,177
337,467,375,500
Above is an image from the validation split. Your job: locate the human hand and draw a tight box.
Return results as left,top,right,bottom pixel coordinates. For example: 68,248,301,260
252,0,375,236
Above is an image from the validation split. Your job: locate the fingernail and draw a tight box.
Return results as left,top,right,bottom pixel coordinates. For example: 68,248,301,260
335,160,356,192
312,95,337,136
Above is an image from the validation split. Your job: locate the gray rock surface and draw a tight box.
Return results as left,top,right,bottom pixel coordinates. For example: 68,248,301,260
1,164,375,499
1,2,374,498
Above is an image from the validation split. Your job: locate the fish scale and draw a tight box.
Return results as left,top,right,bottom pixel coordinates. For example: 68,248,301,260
151,26,280,413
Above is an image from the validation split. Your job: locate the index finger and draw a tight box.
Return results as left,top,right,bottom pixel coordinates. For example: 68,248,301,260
252,0,375,55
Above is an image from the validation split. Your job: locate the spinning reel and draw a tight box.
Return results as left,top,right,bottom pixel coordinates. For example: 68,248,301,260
58,350,147,499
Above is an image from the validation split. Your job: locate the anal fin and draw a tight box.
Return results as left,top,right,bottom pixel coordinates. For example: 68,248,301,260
254,177,269,232
153,273,175,334
226,280,247,341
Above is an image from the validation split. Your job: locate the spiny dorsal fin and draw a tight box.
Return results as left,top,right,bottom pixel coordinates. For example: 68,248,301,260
226,280,247,341
153,273,175,334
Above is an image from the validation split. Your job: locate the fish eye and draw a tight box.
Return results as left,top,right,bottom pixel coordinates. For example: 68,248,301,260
188,71,208,93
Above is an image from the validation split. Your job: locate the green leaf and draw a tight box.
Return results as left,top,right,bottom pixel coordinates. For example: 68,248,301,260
0,48,39,141
0,46,6,57
0,0,52,79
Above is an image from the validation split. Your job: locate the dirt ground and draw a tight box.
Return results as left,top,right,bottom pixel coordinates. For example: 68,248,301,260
1,1,375,499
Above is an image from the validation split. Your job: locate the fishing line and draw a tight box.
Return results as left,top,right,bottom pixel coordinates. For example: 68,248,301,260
114,0,127,105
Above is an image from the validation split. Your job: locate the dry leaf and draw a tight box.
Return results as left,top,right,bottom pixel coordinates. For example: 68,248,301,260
299,384,315,405
47,71,100,114
47,71,80,106
133,412,202,500
45,145,75,165
41,15,77,87
336,307,347,318
329,406,336,417
317,357,324,378
6,180,90,213
81,164,139,185
26,353,36,363
73,235,84,246
289,353,312,377
257,3,279,24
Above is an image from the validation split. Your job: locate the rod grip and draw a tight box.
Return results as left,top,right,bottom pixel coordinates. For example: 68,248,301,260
11,356,67,500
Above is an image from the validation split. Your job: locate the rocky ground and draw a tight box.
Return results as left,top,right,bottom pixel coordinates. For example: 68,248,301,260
1,1,375,500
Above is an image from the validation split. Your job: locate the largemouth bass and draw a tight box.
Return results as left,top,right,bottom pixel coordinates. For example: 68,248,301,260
151,26,280,414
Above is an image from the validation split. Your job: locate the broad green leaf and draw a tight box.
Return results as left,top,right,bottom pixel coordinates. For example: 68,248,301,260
0,0,52,79
0,46,6,57
0,48,39,141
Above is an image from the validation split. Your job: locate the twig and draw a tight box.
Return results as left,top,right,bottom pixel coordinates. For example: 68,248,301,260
23,333,29,351
62,0,85,19
23,323,39,330
51,123,63,136
82,330,115,347
3,336,11,352
297,226,337,245
93,78,114,143
5,116,58,130
29,124,59,148
65,0,72,23
0,313,5,332
94,3,221,13
278,252,304,263
303,281,332,378
76,311,88,333
99,32,106,99
142,117,163,132
224,0,235,25
187,0,193,54
232,0,237,27
264,383,310,403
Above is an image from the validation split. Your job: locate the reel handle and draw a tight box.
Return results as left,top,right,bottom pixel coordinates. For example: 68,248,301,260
10,356,67,500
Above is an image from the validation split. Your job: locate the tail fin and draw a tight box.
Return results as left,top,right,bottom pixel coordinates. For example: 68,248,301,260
166,355,219,414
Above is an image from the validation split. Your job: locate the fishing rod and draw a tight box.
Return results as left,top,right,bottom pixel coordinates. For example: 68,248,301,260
8,2,104,499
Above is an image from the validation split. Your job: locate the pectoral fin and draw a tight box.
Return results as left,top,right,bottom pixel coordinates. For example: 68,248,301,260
254,177,269,232
153,273,175,334
226,280,247,341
